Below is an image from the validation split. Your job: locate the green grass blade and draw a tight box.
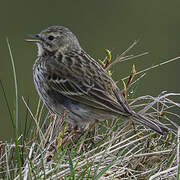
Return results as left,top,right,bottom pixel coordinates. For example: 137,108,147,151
6,38,18,130
68,151,75,179
6,39,22,179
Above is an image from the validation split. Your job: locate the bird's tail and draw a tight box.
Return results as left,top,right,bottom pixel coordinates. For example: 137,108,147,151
131,113,169,135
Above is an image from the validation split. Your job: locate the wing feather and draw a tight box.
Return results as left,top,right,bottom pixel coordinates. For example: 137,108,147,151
42,53,131,117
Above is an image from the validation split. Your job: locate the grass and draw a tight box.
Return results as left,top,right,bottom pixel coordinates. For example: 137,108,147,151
0,40,180,179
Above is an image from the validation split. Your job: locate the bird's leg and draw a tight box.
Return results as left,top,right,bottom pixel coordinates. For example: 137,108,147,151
61,109,67,122
76,121,98,153
126,120,138,136
90,120,98,129
77,120,98,135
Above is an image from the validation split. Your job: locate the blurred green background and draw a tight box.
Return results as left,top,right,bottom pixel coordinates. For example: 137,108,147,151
0,0,180,140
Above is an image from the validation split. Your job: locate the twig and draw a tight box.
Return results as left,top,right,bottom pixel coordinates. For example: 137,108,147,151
122,56,180,81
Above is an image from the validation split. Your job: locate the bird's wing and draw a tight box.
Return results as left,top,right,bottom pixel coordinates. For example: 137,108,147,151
43,55,131,116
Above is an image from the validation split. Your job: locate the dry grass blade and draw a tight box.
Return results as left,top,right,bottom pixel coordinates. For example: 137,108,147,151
122,56,180,81
107,40,149,69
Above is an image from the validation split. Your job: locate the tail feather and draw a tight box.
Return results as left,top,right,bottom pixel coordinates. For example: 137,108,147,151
131,113,169,135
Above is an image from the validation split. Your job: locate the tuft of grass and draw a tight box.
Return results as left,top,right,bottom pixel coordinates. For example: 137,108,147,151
0,40,180,179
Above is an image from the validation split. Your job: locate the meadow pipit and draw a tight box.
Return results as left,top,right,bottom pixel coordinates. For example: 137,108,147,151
26,26,168,134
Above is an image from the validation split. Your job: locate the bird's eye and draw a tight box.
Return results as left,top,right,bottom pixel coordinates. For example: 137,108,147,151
48,35,54,41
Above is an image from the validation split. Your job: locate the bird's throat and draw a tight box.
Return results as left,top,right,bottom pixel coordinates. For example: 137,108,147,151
37,43,44,56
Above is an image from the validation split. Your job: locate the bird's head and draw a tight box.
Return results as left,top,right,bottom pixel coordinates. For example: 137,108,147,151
26,26,81,56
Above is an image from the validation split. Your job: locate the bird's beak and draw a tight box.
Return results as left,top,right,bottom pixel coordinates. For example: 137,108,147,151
25,34,40,43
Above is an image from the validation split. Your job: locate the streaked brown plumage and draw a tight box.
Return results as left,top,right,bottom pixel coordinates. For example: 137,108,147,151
27,26,168,134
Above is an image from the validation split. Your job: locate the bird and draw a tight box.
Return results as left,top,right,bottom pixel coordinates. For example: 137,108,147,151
26,26,168,135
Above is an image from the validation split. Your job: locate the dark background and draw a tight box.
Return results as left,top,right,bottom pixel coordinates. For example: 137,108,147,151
0,0,180,140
